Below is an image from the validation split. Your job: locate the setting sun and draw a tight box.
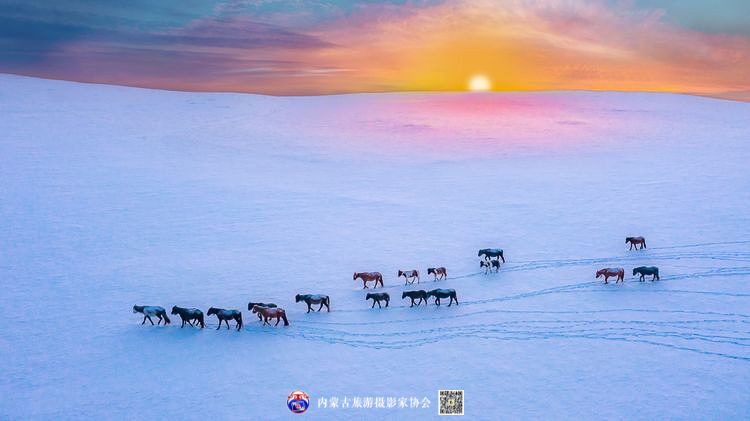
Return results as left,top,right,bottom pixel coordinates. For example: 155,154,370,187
468,74,492,91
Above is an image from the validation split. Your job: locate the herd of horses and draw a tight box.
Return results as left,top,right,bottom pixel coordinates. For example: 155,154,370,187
134,237,655,330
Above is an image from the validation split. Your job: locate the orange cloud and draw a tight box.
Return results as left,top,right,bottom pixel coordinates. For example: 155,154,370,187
259,0,750,95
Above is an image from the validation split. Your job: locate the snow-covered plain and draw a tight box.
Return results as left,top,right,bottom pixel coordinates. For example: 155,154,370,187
1,75,749,419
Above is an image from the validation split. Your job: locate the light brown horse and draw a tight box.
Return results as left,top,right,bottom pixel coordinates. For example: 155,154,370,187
427,267,447,281
252,305,289,326
398,269,419,285
596,267,625,284
626,236,647,250
353,272,384,288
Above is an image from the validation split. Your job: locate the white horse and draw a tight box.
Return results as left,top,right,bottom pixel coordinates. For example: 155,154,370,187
133,305,171,325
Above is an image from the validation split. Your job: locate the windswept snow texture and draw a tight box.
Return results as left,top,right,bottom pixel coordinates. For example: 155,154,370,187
1,75,749,420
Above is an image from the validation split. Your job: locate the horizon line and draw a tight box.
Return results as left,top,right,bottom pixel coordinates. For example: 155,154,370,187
3,72,748,103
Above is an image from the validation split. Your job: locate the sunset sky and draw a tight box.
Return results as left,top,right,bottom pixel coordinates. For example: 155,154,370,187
1,0,749,96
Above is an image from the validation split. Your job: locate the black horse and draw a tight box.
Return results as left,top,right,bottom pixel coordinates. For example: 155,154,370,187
207,307,243,331
427,289,458,306
366,292,390,308
478,248,505,262
633,266,660,281
170,306,205,328
401,290,428,307
248,302,277,320
480,259,501,273
295,294,331,313
133,305,170,325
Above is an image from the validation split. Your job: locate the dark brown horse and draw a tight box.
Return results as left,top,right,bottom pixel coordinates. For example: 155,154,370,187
427,267,447,280
354,272,384,289
596,268,625,284
252,305,290,326
366,292,390,308
633,266,660,281
626,236,647,250
295,294,330,312
478,248,505,262
398,269,419,285
402,290,428,307
427,289,458,306
170,306,204,328
207,307,243,331
248,302,277,320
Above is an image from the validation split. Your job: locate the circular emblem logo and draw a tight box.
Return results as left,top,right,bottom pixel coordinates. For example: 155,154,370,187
287,390,310,414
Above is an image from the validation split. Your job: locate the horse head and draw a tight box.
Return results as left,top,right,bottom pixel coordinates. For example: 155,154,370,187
397,270,403,277
171,306,179,315
595,270,603,278
353,272,358,280
625,237,632,243
365,293,373,300
295,295,303,302
401,292,407,299
207,307,218,316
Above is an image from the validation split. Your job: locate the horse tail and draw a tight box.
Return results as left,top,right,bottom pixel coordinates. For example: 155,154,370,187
282,310,289,326
655,268,660,280
326,296,331,309
160,310,171,324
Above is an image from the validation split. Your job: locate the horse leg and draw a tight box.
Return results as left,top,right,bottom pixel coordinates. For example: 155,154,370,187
385,299,389,308
307,303,312,313
216,319,222,330
275,317,280,326
318,302,324,312
410,298,414,308
141,316,147,325
371,300,375,309
147,316,154,325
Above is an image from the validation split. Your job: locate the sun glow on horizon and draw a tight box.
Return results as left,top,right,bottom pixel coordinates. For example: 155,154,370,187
468,74,492,92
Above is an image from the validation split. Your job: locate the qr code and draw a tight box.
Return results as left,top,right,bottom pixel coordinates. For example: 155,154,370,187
439,390,464,415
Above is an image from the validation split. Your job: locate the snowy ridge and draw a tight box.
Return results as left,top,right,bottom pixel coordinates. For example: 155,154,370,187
1,76,749,420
